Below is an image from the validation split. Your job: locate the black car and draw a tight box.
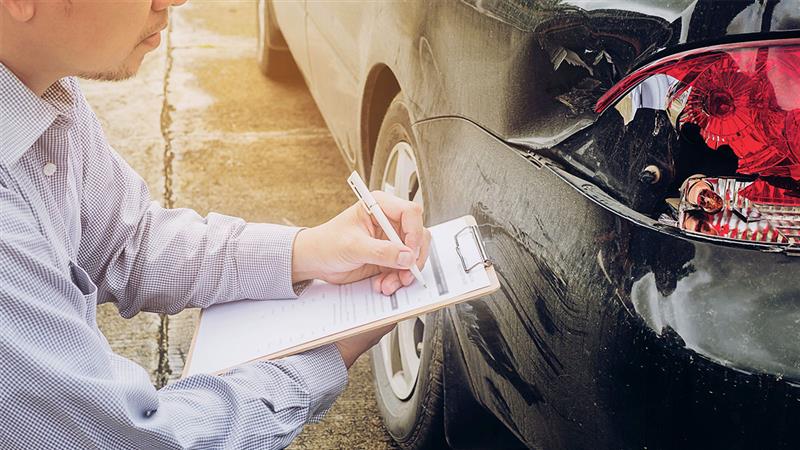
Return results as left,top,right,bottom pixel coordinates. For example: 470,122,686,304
257,1,800,448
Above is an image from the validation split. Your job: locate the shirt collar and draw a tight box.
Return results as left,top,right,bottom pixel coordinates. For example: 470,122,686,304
0,63,79,166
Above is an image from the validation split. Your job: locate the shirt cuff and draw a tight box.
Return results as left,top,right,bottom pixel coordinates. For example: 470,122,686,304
235,223,309,300
280,344,349,422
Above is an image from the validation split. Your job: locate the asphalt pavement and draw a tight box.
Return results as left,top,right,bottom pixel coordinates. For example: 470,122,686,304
83,1,400,448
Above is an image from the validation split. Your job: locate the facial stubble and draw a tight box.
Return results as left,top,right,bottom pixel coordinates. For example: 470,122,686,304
78,25,158,82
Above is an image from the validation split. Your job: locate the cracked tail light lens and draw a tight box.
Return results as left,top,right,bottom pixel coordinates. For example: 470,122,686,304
596,39,800,245
679,177,800,244
595,39,800,179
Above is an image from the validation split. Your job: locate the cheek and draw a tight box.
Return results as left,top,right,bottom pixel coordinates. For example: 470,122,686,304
69,2,153,68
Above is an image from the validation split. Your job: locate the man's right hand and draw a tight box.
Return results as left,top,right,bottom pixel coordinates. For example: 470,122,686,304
334,324,396,369
291,191,430,296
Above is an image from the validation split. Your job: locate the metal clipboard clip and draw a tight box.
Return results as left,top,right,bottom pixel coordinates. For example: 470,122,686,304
455,225,492,272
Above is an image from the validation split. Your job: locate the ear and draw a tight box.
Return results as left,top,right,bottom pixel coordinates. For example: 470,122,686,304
0,0,35,22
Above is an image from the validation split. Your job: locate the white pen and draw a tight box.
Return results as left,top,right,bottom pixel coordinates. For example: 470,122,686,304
347,171,427,288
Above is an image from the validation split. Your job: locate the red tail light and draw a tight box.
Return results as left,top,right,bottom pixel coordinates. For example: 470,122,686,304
596,39,800,245
595,39,800,181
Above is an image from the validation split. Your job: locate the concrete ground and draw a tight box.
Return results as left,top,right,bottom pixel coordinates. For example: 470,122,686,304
83,2,399,448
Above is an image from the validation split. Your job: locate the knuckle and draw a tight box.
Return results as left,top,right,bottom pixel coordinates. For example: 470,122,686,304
405,230,420,243
375,243,394,261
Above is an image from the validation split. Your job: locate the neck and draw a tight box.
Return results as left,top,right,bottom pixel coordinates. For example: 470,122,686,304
1,59,62,97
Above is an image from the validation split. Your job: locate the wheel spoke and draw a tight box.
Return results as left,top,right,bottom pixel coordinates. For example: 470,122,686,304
393,145,416,200
379,332,394,376
397,319,421,385
383,181,397,197
412,185,424,208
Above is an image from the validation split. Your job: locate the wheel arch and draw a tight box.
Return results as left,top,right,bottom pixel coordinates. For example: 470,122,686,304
360,64,401,183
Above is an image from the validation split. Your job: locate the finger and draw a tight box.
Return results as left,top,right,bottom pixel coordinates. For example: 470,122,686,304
399,270,414,286
371,191,424,251
415,228,432,270
355,236,415,270
373,271,395,292
381,271,403,295
372,272,387,292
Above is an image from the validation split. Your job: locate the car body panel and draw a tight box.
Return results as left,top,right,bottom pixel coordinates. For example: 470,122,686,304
286,0,800,173
416,116,800,449
270,1,311,77
271,1,800,448
305,3,372,165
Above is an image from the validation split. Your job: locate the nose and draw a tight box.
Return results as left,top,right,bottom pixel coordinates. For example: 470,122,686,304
152,0,189,12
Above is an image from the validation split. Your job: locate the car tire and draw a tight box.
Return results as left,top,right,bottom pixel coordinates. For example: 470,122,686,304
256,0,298,79
369,94,448,450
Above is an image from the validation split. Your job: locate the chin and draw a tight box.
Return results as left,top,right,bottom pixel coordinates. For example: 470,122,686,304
80,69,136,82
78,56,144,82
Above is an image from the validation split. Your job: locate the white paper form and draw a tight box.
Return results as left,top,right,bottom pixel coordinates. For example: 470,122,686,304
185,216,491,376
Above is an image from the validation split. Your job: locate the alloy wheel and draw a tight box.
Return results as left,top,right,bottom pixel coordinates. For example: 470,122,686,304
378,141,426,401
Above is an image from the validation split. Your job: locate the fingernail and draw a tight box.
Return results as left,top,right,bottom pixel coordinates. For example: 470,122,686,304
397,251,414,267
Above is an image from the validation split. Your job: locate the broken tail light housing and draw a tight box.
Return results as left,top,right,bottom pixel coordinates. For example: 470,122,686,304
595,39,800,245
679,176,800,244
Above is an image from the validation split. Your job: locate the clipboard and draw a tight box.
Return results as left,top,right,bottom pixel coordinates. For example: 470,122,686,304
182,215,499,377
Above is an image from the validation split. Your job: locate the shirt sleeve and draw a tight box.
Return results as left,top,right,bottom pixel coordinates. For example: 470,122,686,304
74,95,304,317
0,184,348,448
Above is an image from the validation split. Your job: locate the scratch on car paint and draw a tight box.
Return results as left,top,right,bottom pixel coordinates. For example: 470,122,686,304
484,376,527,438
535,293,558,335
476,202,582,320
475,163,498,189
457,301,547,406
464,202,603,380
418,36,446,105
500,280,563,373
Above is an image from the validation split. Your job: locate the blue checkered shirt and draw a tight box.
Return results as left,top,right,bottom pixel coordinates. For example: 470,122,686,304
0,63,348,449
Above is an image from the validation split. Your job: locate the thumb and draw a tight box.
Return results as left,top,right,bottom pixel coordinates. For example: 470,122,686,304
355,237,416,270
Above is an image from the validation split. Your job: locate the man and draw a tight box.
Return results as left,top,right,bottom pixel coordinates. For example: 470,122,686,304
0,0,431,448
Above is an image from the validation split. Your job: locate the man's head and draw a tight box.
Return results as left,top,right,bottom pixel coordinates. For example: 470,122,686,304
0,0,188,95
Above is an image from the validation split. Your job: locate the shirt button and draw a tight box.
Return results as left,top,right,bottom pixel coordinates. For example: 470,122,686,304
43,162,57,177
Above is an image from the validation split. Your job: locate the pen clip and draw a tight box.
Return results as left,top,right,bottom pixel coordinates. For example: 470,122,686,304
347,177,373,215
